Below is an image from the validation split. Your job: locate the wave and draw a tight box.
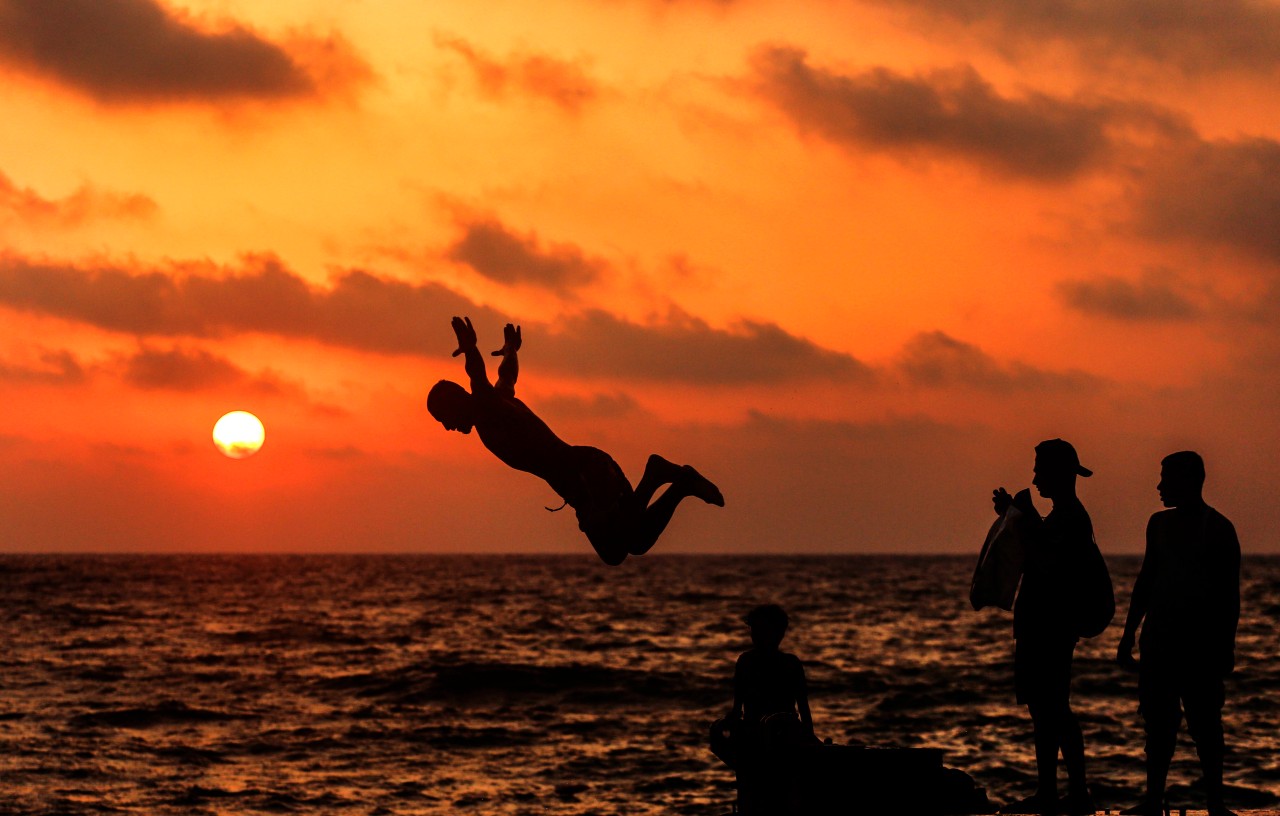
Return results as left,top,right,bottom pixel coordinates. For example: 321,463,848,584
316,658,723,707
69,700,247,729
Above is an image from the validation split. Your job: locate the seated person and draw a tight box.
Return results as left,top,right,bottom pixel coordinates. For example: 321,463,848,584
732,604,815,738
721,604,816,815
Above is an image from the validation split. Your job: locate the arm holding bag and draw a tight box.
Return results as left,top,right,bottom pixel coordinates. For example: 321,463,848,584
970,489,1037,611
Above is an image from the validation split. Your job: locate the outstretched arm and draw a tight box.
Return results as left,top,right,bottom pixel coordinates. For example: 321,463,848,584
491,323,521,398
451,316,491,393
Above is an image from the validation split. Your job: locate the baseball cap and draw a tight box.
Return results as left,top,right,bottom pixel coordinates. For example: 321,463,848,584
1035,438,1093,477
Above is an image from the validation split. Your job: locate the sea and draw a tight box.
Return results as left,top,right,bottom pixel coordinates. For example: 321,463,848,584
0,555,1276,816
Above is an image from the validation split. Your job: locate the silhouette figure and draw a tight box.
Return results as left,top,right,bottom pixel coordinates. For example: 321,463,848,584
710,604,994,815
718,604,816,815
731,604,815,738
1116,452,1241,816
992,439,1102,815
427,317,723,565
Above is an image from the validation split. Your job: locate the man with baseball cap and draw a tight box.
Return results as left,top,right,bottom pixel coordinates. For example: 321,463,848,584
993,439,1100,815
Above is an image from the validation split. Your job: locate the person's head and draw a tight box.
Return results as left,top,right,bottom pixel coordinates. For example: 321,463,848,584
427,380,474,433
1032,438,1092,500
745,604,789,650
1158,451,1205,508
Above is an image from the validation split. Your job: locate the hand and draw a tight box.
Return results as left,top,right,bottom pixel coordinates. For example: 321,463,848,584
1116,633,1138,671
451,316,477,357
491,323,522,356
992,487,1012,516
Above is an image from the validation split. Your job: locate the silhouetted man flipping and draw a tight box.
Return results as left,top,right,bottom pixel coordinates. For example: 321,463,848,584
427,317,723,566
1117,452,1241,816
993,439,1096,815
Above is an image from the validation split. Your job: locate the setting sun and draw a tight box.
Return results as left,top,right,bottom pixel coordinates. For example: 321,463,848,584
212,411,265,459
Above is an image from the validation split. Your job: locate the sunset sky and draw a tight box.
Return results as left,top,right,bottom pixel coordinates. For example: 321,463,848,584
2,0,1279,554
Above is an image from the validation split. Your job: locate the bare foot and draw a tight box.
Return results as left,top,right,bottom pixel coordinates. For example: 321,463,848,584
681,465,724,506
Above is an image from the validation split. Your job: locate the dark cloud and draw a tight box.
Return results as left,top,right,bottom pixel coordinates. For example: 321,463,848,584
0,253,494,348
0,348,86,385
0,253,864,385
749,45,1180,180
0,0,367,103
1057,270,1202,321
0,170,157,225
445,217,605,292
1135,137,1280,265
897,331,1101,391
436,35,600,114
0,339,307,396
872,0,1280,75
540,309,873,384
121,345,288,393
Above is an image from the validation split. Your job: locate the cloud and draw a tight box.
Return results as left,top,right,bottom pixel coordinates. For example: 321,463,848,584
871,0,1280,75
436,35,600,113
0,253,865,385
0,348,86,384
0,253,490,346
0,170,157,226
0,0,368,103
896,331,1101,391
120,345,290,394
445,216,606,292
748,45,1180,180
1057,269,1202,321
1135,137,1280,265
539,309,873,384
0,339,309,397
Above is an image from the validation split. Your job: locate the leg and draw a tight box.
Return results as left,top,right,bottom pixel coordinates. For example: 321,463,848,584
1027,700,1063,803
632,454,684,508
624,455,723,557
1060,705,1094,813
634,454,724,508
1182,675,1227,814
1052,640,1089,803
1061,705,1086,785
1011,639,1061,813
1138,664,1182,814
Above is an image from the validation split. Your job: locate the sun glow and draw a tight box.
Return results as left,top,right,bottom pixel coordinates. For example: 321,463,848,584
212,411,266,459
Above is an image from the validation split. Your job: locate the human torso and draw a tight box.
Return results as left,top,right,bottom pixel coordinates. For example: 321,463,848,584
1140,505,1233,656
1014,497,1092,640
736,649,804,723
472,388,575,487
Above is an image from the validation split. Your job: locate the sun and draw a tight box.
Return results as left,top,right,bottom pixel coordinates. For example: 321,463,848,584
212,411,265,459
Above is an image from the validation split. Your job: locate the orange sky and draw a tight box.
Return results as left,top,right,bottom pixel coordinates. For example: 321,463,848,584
2,0,1279,554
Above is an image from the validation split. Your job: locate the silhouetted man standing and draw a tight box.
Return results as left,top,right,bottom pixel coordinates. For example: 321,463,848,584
993,439,1097,815
1117,452,1241,816
427,317,723,566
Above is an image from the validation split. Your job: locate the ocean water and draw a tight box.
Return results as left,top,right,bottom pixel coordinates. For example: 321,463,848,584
0,555,1276,816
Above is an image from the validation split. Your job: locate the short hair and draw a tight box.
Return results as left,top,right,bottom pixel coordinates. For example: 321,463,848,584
745,604,789,633
1162,450,1206,486
427,380,469,419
